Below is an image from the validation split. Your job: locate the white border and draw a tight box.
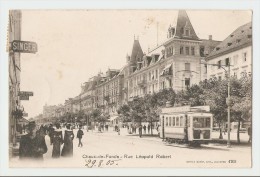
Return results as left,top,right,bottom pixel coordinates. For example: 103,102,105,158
0,0,259,176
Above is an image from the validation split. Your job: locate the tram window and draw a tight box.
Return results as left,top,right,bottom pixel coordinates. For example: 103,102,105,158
193,117,211,128
169,117,172,126
176,117,179,126
205,117,211,128
180,116,184,126
166,117,168,126
172,117,175,126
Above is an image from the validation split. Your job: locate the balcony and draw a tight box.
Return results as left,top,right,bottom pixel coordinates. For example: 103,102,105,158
137,80,147,88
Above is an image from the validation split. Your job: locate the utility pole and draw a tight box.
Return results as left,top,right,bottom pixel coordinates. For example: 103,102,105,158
227,63,231,148
157,22,159,46
201,61,232,148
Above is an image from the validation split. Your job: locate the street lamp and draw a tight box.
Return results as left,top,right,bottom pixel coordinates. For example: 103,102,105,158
201,61,232,148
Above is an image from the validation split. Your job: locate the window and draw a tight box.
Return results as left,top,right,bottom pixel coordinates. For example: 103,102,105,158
233,55,238,65
218,76,222,80
172,117,175,126
180,116,184,126
191,47,195,55
166,117,168,126
185,29,190,36
233,71,237,78
176,117,180,126
180,46,184,54
185,47,190,55
218,60,221,69
225,58,230,67
204,64,207,74
185,78,190,88
169,117,172,126
243,52,247,62
185,63,190,71
155,70,158,79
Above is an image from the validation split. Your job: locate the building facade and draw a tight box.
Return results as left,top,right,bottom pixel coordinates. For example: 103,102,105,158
8,10,22,149
206,22,252,80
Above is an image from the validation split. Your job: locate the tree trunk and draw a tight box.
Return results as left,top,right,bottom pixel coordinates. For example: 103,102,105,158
150,119,153,135
237,119,241,144
139,118,142,138
218,122,223,139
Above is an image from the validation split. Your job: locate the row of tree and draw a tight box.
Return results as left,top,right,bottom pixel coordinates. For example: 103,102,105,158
118,74,252,143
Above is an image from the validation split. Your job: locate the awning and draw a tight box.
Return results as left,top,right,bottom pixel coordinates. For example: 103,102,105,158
109,116,119,121
160,63,172,76
157,54,164,62
18,117,29,124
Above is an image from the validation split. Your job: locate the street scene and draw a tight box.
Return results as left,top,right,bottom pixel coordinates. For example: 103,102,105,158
8,10,252,168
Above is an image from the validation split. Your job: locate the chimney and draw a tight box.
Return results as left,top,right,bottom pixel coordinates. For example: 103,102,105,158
209,35,212,40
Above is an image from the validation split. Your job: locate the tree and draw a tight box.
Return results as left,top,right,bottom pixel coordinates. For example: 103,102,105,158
197,77,228,139
230,75,252,143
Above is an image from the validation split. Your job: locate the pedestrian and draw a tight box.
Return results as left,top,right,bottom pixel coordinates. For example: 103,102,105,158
148,124,151,134
117,125,120,135
77,125,84,147
61,124,74,157
48,124,55,145
248,125,252,143
143,125,146,134
19,121,47,160
52,123,63,158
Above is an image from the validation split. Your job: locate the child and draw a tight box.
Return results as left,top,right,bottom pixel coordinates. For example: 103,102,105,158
77,126,84,147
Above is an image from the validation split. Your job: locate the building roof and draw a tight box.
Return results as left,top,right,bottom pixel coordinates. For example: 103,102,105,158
174,10,200,41
130,39,144,63
206,22,252,59
200,38,221,57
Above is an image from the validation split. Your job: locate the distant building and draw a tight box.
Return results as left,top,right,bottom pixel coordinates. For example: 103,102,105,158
206,22,252,80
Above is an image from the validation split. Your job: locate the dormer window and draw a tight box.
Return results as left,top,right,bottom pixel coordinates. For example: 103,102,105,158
216,47,220,51
183,22,191,37
227,42,232,47
230,34,234,37
185,29,190,36
236,39,241,43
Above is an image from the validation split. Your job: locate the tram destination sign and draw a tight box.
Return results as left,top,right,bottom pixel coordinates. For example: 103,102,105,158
11,40,37,53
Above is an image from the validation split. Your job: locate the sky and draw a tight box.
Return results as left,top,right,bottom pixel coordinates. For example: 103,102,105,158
19,10,252,118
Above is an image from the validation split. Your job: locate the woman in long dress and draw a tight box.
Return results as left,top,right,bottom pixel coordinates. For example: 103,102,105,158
52,123,63,158
61,124,74,157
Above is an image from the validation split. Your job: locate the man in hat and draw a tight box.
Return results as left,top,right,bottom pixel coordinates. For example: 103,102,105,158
19,121,48,160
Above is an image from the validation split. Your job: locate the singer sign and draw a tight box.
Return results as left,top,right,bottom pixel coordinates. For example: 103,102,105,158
11,40,37,53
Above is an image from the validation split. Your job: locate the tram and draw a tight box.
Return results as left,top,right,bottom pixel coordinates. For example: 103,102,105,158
159,105,213,146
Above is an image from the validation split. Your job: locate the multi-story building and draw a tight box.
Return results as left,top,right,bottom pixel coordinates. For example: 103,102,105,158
206,22,252,80
8,10,22,150
94,69,124,124
200,36,221,81
43,104,57,120
64,98,73,114
80,79,96,116
123,10,221,101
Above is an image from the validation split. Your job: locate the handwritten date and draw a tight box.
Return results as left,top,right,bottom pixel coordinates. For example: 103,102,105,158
85,159,122,168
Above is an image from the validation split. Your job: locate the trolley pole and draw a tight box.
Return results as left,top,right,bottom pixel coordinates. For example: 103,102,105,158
227,63,231,148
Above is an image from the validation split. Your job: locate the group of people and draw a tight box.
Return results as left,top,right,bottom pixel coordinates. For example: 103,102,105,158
19,121,84,160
